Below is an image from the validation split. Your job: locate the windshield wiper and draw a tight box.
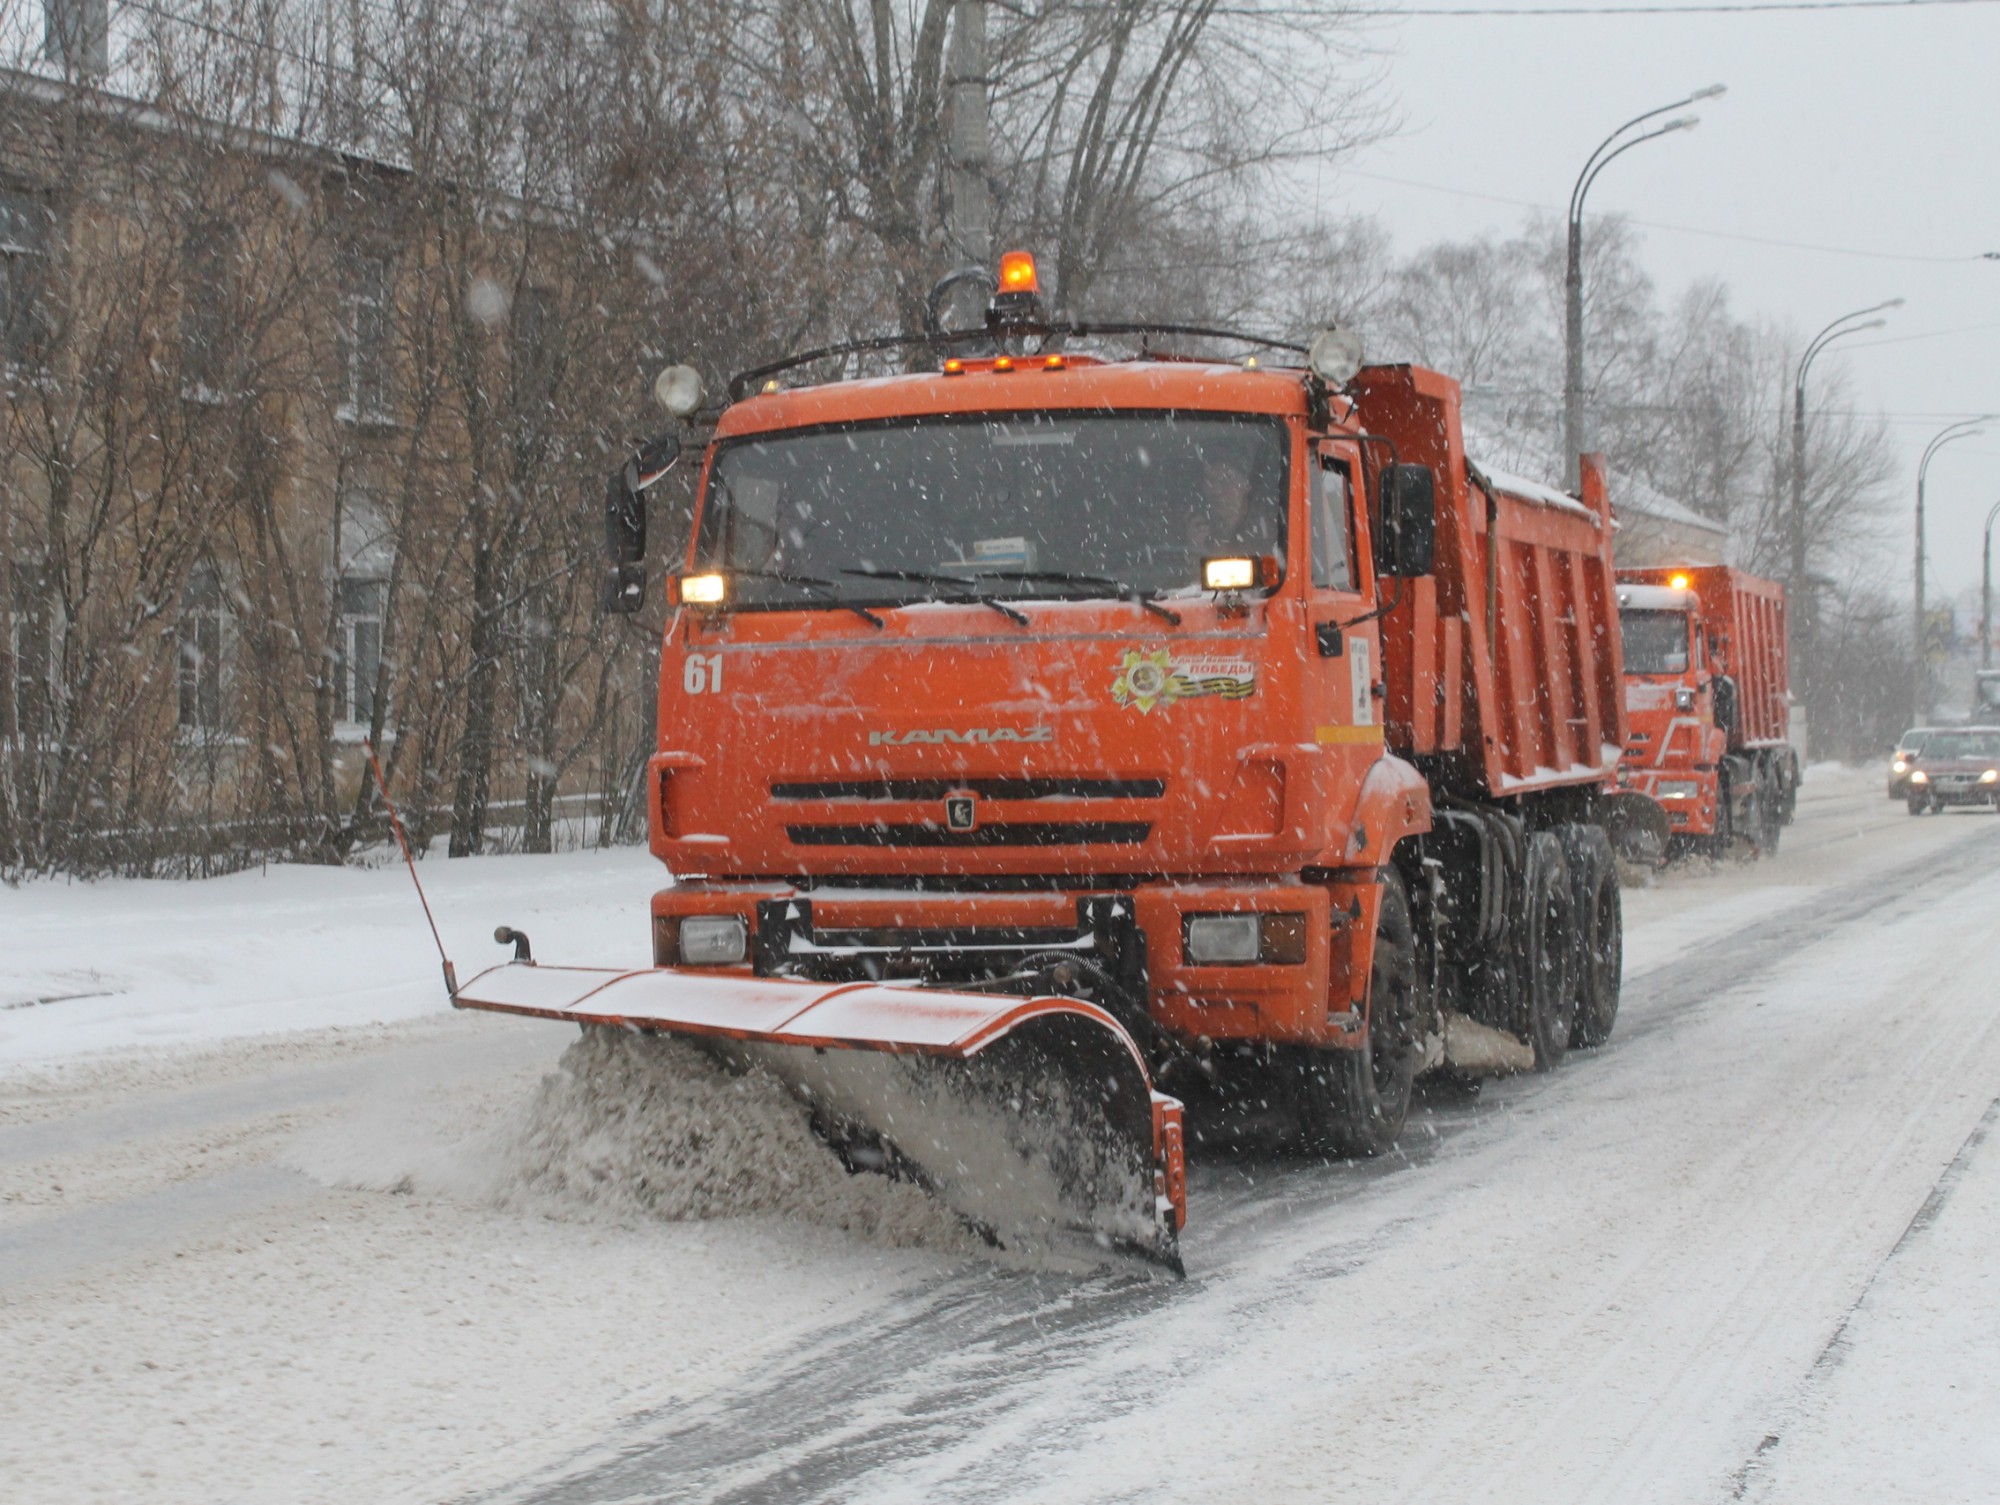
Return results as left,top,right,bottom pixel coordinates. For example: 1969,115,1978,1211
967,570,1182,626
839,567,1030,626
728,569,884,629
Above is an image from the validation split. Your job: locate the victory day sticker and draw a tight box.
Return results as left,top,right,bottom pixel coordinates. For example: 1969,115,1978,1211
1110,648,1256,713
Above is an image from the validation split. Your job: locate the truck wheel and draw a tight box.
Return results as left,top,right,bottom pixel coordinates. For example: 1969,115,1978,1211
1560,825,1622,1048
1518,833,1578,1071
1753,771,1783,855
1297,870,1419,1158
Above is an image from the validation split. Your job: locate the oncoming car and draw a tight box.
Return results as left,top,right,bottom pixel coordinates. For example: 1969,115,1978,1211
1887,726,1941,799
1903,727,2000,814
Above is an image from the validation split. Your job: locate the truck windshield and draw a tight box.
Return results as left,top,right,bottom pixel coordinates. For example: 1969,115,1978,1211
1621,610,1690,675
695,411,1289,608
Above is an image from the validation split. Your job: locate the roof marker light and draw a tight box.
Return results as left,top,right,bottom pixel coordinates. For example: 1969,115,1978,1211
993,355,1015,373
998,249,1040,295
942,358,965,376
1044,354,1067,370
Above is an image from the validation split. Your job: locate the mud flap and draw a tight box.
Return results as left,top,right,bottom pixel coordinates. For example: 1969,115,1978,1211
452,963,1187,1275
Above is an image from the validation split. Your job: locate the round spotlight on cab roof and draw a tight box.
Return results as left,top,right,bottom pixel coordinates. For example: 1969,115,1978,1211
1306,327,1365,388
653,363,705,417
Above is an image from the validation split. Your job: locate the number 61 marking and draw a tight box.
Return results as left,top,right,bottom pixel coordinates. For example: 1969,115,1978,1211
683,652,725,695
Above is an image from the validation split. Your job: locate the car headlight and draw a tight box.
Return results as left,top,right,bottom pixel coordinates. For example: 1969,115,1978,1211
1982,769,1998,785
1184,912,1308,965
672,915,749,966
1910,770,1929,785
1891,759,1909,774
1656,779,1700,800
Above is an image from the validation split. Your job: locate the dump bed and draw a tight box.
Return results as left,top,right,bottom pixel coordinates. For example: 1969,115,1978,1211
1619,565,1788,751
1350,365,1625,801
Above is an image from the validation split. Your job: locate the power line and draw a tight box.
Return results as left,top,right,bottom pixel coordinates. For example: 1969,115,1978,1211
1335,166,2000,264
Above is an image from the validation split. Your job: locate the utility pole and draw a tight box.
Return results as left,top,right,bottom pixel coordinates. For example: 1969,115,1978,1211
1788,300,1899,704
1913,417,1989,718
945,1,991,266
1562,86,1720,489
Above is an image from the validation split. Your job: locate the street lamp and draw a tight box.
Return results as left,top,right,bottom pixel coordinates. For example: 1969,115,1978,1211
1914,416,1991,715
1563,84,1724,489
1982,496,2000,671
1789,299,1901,701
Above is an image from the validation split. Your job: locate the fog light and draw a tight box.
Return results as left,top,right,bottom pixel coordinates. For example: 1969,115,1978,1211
678,915,748,965
1185,914,1260,964
1183,912,1309,965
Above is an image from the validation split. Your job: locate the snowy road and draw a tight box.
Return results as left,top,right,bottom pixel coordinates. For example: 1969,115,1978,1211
5,768,1999,1503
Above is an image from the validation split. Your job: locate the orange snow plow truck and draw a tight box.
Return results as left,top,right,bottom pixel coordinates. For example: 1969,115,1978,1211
1614,566,1797,856
451,254,1630,1274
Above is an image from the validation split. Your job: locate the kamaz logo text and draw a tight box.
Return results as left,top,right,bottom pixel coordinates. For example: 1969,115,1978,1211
868,727,1054,746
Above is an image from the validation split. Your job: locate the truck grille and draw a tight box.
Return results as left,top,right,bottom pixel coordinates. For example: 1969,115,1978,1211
771,777,1164,801
786,821,1151,847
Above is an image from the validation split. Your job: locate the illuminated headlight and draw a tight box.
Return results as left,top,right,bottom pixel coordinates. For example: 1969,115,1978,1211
1183,912,1308,965
1202,556,1257,592
1910,770,1929,785
1656,779,1700,800
1674,687,1696,712
1892,759,1909,774
679,572,727,606
678,915,749,966
1981,769,1998,785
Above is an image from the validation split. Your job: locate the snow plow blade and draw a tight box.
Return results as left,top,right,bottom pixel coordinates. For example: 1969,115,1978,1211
452,963,1187,1274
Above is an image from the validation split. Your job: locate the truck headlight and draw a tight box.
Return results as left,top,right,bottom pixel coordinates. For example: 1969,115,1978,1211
677,915,749,965
1674,687,1695,712
1656,779,1700,800
1184,912,1308,965
1982,769,1998,785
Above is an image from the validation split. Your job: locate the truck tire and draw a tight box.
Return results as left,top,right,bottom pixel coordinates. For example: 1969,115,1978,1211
1517,832,1578,1071
1560,824,1622,1048
1297,870,1419,1158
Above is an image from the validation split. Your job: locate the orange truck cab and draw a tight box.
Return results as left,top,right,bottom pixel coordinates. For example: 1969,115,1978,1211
1614,565,1797,853
606,258,1631,1161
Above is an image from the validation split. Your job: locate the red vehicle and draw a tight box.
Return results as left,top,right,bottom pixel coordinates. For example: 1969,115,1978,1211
1901,726,2000,813
1615,566,1797,853
450,255,1630,1270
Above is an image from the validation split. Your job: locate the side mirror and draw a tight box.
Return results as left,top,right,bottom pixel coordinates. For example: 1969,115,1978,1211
600,433,680,615
1712,674,1739,732
1375,463,1436,578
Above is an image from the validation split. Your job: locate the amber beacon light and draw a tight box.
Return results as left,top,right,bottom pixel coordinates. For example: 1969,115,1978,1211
998,250,1040,295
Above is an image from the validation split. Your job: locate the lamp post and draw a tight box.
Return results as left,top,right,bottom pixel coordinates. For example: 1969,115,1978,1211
1914,417,1991,715
1789,300,1900,702
1563,85,1723,489
1982,496,2000,671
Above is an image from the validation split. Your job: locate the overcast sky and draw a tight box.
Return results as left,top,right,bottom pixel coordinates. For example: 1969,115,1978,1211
1313,0,2000,606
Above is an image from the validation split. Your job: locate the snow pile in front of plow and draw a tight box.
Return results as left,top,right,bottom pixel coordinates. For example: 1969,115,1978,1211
492,1029,975,1250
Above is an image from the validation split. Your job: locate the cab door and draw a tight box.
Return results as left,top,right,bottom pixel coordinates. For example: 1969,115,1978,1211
1305,443,1385,821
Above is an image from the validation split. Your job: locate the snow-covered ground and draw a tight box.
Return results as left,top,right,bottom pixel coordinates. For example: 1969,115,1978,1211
4,765,1997,1503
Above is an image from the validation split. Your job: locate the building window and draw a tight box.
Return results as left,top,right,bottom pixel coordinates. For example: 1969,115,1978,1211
333,578,386,724
181,227,235,402
336,254,392,424
333,484,394,729
3,561,53,742
0,188,52,373
177,566,227,733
